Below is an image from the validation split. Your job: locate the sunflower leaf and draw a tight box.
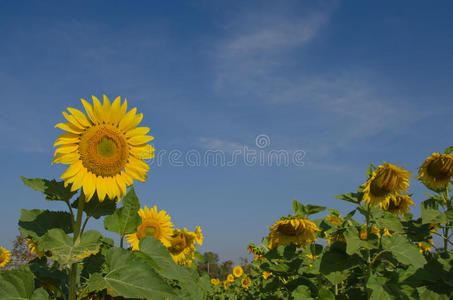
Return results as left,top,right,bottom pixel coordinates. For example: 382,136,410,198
20,176,76,203
104,187,141,236
85,247,177,299
0,266,49,300
335,192,362,204
381,235,426,269
443,146,453,154
421,199,447,224
72,195,117,219
18,209,73,239
37,229,102,267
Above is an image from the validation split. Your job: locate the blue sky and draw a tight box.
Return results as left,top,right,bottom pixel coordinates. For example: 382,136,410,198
1,1,453,262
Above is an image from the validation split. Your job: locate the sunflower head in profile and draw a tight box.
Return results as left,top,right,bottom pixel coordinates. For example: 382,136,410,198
359,225,380,240
194,226,203,246
324,230,346,245
267,217,319,249
0,246,11,268
381,194,414,216
126,206,173,251
26,239,45,258
233,266,243,278
53,95,155,202
419,239,433,253
326,214,343,226
167,228,197,265
362,162,411,207
241,276,252,290
418,153,453,190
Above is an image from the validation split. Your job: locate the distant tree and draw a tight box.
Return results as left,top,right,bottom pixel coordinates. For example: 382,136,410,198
4,235,35,269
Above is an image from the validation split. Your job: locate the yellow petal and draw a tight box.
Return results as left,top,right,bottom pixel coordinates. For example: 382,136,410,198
62,111,86,130
115,175,126,199
55,122,84,134
96,176,107,202
55,144,78,155
92,96,104,123
120,98,128,118
126,127,150,138
83,172,96,202
81,99,98,124
102,95,112,124
70,171,86,192
130,144,155,159
61,160,83,179
110,96,122,125
105,177,117,200
52,153,79,165
123,113,143,132
129,156,150,172
118,107,137,131
54,138,79,147
67,107,92,127
125,165,146,182
128,135,154,146
120,171,134,186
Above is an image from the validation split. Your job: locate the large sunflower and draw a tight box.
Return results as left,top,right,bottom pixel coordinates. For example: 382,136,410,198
53,95,155,202
268,217,319,248
0,246,11,268
362,162,411,207
167,228,198,265
126,206,173,250
418,153,453,190
381,194,414,216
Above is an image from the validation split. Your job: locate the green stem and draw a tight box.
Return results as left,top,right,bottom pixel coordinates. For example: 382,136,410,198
365,204,372,300
120,235,124,248
444,188,451,254
80,216,90,235
68,194,86,300
335,284,338,296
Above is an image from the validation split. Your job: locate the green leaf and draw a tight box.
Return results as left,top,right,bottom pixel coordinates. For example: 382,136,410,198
334,192,362,204
318,287,335,300
104,187,141,236
293,199,305,216
304,204,326,216
72,195,117,219
443,146,453,154
30,288,50,300
366,163,377,179
18,209,73,239
421,199,447,224
38,229,102,267
291,285,313,300
344,226,361,255
381,235,426,269
21,177,76,202
373,210,403,233
367,275,392,300
417,287,450,300
0,266,45,300
319,248,361,285
85,247,176,299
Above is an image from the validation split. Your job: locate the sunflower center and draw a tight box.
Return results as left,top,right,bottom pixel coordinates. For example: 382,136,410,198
427,157,453,180
144,226,157,237
370,169,396,196
278,223,300,236
79,125,128,177
169,234,187,254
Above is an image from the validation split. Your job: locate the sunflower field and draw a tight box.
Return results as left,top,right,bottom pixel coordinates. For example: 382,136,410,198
1,95,453,299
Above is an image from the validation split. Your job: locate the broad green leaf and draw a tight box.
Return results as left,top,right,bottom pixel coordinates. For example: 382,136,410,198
443,146,453,154
38,229,102,267
382,235,426,269
18,209,73,239
30,288,50,300
344,226,361,255
421,199,447,224
318,287,335,300
291,285,313,300
304,204,326,216
104,187,141,236
86,247,176,299
417,287,449,300
334,192,362,204
21,176,76,202
0,267,46,300
293,199,305,216
367,275,392,300
72,195,117,219
319,248,361,285
374,210,403,233
327,208,340,216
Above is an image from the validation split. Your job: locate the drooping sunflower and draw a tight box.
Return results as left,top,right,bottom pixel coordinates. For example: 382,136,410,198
167,228,197,265
247,243,266,261
241,276,252,290
0,246,11,268
324,231,346,245
419,239,433,253
233,266,243,278
418,153,453,190
359,225,380,240
326,214,343,226
26,239,45,258
126,206,173,250
53,95,155,202
362,162,411,207
268,217,319,248
227,274,235,282
195,226,203,245
381,194,414,216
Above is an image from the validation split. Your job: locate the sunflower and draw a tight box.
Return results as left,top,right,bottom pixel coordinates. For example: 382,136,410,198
383,228,393,237
381,194,414,216
26,239,45,258
268,217,319,248
362,162,411,207
227,274,235,282
324,231,346,245
211,278,220,286
53,95,155,202
305,254,319,260
195,226,203,246
0,246,11,268
418,153,453,190
359,225,380,240
263,272,273,280
241,276,252,290
233,266,243,278
326,214,342,226
247,243,266,261
126,206,173,250
167,228,197,265
223,280,231,290
419,239,433,253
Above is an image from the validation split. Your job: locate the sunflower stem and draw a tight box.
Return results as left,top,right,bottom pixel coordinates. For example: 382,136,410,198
69,193,86,300
120,235,124,248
